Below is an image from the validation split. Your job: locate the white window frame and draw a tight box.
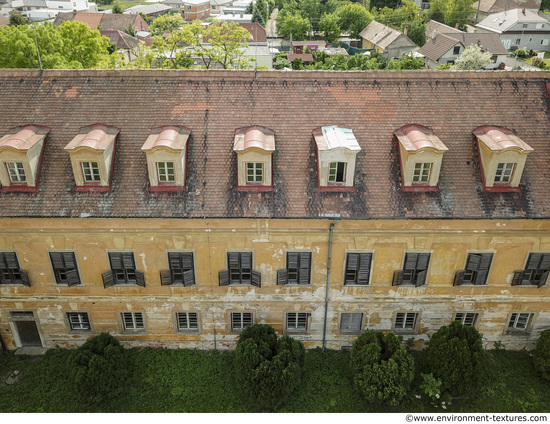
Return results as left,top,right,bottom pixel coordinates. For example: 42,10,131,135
507,312,534,333
328,161,346,183
246,162,263,183
412,162,432,183
175,311,199,332
81,161,101,183
120,311,145,332
66,312,91,332
393,312,420,334
6,162,26,183
454,312,479,327
285,312,309,333
230,312,253,332
494,162,514,183
157,161,175,183
340,312,363,334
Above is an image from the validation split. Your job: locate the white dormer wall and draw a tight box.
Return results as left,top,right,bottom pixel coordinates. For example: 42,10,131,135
478,142,530,188
318,148,357,187
0,140,44,188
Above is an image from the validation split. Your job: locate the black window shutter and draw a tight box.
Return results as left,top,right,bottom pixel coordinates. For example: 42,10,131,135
474,253,492,285
5,252,19,269
540,254,550,270
50,252,64,269
122,253,135,269
466,254,481,271
169,253,181,270
109,253,123,269
277,269,288,285
102,270,115,288
228,253,240,269
251,270,261,287
512,271,524,286
417,253,430,271
404,253,417,270
346,253,359,271
392,270,403,286
357,253,371,285
20,270,30,287
66,269,80,286
415,270,427,287
538,270,549,288
287,252,299,269
241,252,252,269
454,270,465,286
299,253,311,284
160,269,172,285
526,253,542,269
63,252,76,269
183,269,195,286
219,270,229,286
135,271,145,287
181,253,193,270
0,253,6,269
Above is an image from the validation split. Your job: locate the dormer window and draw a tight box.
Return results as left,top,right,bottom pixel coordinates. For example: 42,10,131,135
394,124,448,192
472,126,533,192
313,126,360,192
142,126,190,192
234,126,275,191
0,125,49,192
64,124,119,192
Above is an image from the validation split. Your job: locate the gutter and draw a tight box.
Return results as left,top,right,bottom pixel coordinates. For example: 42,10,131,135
321,219,338,351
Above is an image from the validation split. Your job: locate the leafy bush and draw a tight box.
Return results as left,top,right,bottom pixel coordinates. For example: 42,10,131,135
424,321,485,396
531,56,546,69
69,333,130,406
516,49,527,58
533,329,550,380
235,324,305,411
350,330,415,406
273,56,291,69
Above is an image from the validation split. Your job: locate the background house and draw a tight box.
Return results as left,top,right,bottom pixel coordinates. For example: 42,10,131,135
162,0,210,21
359,20,418,58
124,3,172,18
472,0,541,22
99,29,142,62
53,11,148,32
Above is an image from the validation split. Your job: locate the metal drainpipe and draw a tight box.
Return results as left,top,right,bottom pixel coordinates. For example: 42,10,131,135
322,219,338,351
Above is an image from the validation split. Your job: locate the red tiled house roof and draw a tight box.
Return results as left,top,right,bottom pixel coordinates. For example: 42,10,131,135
0,69,549,220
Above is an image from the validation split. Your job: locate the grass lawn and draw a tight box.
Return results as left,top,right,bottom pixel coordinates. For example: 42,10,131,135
100,0,151,11
0,347,549,412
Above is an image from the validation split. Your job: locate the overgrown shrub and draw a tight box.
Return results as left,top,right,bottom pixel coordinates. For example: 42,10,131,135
235,324,305,411
350,330,415,406
533,329,550,380
69,333,129,406
424,321,485,396
532,56,546,69
516,49,527,58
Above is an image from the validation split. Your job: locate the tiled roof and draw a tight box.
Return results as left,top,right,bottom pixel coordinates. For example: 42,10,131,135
425,20,462,39
0,14,9,26
100,29,141,50
419,33,460,62
394,124,448,152
0,125,50,151
473,125,534,151
238,23,266,43
360,20,413,49
287,54,314,62
142,126,191,151
73,12,103,30
1,69,550,220
472,0,541,14
54,12,147,32
476,8,548,33
419,32,509,62
234,126,275,151
64,124,118,151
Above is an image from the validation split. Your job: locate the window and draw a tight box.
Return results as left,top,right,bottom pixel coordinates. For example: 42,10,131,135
160,252,195,286
219,252,261,287
454,312,479,327
340,312,363,333
344,252,372,285
157,162,175,183
246,162,263,183
328,162,346,183
230,312,253,332
50,252,80,286
522,23,528,28
393,252,430,287
494,163,514,183
515,38,521,45
81,162,100,182
187,4,192,9
454,253,493,286
6,162,26,182
453,46,460,55
536,23,545,29
0,252,29,286
412,163,431,183
507,312,534,333
285,312,308,332
175,312,199,332
67,312,91,331
102,252,145,287
394,312,419,333
277,252,311,285
513,253,550,287
121,312,145,332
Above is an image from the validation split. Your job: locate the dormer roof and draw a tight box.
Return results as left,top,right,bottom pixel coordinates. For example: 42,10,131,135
395,124,448,152
473,125,533,152
0,125,50,151
142,126,191,151
234,126,275,151
314,126,361,151
64,124,119,151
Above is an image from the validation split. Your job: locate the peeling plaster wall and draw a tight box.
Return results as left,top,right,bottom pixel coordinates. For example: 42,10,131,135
1,217,550,351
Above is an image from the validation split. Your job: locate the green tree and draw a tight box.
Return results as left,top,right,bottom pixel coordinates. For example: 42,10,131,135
401,20,425,46
451,43,492,70
424,321,485,395
542,0,550,11
347,52,384,69
124,23,136,37
445,0,475,28
370,0,402,9
112,1,123,13
149,13,185,36
319,13,341,43
276,12,310,39
273,55,292,69
252,4,266,25
235,324,305,411
9,10,27,26
533,329,550,380
336,3,373,39
386,51,424,69
350,330,415,406
300,0,323,31
69,333,129,406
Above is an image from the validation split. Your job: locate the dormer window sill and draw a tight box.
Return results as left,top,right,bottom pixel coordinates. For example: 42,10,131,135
237,185,273,192
402,185,439,193
75,184,111,193
1,185,37,193
149,184,185,193
483,185,521,193
319,185,356,193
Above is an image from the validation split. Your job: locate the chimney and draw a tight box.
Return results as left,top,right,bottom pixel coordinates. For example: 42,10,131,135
432,29,437,38
455,22,459,29
404,25,408,36
522,8,526,14
386,21,390,27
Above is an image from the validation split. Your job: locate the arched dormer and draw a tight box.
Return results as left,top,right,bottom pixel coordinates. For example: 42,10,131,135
141,126,191,192
0,125,49,193
394,124,448,192
473,126,533,192
64,124,119,192
313,126,361,192
234,126,275,191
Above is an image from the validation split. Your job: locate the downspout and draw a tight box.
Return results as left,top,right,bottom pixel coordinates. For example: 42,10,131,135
322,219,338,351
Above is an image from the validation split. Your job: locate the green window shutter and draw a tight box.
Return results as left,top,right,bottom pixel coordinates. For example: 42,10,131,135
160,269,172,285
